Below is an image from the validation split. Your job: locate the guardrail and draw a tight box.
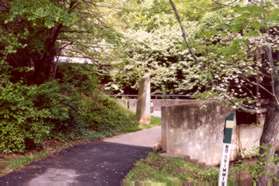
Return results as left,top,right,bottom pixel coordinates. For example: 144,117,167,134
111,94,192,99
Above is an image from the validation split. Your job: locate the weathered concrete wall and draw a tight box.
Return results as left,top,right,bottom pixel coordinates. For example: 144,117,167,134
238,124,263,158
152,99,189,111
161,101,264,166
161,101,234,165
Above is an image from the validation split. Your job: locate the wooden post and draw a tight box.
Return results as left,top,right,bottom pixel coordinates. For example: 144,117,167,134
136,74,151,125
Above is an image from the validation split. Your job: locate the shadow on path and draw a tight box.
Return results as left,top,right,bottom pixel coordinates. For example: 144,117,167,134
0,142,151,186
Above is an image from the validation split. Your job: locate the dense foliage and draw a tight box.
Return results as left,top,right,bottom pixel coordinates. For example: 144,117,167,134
0,0,139,153
0,0,120,84
0,63,138,153
106,1,279,105
0,81,59,152
1,3,279,179
111,1,279,182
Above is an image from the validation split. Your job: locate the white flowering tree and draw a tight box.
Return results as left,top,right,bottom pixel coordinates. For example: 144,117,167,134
106,1,279,182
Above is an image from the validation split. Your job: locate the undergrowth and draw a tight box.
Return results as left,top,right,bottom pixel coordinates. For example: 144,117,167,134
123,152,279,186
0,63,139,153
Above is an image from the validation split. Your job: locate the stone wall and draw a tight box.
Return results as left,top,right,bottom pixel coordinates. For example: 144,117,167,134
161,100,264,166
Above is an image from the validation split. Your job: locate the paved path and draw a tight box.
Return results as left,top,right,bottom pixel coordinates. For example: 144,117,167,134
0,126,161,186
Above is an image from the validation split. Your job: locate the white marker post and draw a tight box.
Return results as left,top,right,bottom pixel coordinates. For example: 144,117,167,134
218,112,236,186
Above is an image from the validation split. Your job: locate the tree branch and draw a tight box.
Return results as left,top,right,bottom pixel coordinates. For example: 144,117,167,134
264,45,279,106
168,0,198,62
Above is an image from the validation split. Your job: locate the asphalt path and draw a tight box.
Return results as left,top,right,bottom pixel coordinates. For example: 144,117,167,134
0,126,161,186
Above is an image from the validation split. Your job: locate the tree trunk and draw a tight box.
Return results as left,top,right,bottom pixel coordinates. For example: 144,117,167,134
258,105,279,185
258,45,279,185
32,56,55,84
32,25,62,84
7,25,62,84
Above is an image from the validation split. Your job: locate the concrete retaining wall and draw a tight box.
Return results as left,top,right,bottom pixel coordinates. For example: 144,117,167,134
161,100,264,166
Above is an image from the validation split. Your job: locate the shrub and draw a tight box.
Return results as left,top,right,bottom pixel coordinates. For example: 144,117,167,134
82,94,138,133
0,81,69,152
56,64,138,134
55,63,98,95
0,63,138,153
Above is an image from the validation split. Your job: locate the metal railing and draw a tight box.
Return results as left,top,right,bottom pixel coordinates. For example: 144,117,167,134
111,94,192,99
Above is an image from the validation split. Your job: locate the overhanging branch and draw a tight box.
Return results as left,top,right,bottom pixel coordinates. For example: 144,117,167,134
168,0,198,62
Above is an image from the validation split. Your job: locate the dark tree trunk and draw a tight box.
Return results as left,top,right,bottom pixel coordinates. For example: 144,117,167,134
7,48,57,84
6,24,62,84
258,105,279,185
258,46,279,185
32,25,62,84
32,56,55,84
1,0,79,84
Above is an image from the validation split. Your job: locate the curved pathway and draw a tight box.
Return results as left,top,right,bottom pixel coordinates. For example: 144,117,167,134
0,126,161,186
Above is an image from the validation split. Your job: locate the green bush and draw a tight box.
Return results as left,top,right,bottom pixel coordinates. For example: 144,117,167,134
53,63,98,137
83,94,138,133
56,64,138,134
0,63,138,153
0,81,69,153
56,63,98,94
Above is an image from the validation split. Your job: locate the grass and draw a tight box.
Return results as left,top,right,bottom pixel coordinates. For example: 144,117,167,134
123,152,279,186
139,116,161,130
7,151,49,170
0,150,50,176
81,130,114,140
150,116,161,126
123,153,219,186
81,116,160,140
